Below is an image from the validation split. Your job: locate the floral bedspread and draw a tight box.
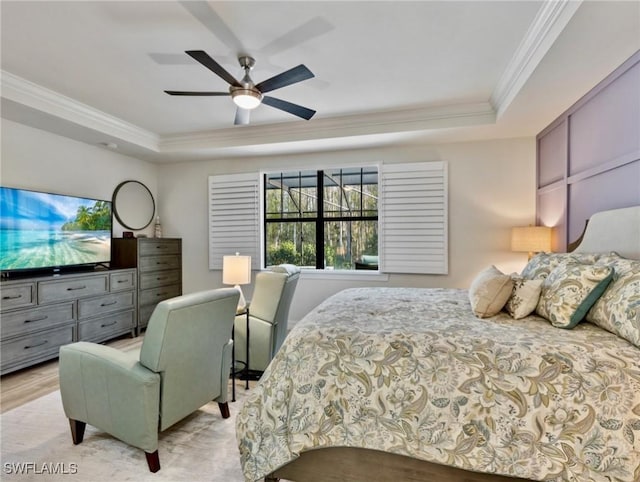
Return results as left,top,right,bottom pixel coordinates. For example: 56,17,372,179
236,288,640,482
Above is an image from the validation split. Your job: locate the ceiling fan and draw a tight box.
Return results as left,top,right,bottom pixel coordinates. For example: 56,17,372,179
165,51,316,125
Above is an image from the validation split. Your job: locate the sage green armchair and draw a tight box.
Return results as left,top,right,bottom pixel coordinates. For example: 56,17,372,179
234,264,300,374
58,288,239,472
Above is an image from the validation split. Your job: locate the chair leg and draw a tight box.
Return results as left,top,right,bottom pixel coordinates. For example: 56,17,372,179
68,419,86,445
218,401,230,419
145,450,160,472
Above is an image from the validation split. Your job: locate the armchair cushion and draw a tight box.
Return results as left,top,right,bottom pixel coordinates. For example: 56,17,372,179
59,342,160,453
247,272,288,323
140,288,239,430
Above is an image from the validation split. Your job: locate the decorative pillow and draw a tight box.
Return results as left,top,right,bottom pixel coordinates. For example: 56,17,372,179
469,266,514,318
536,262,613,328
521,252,600,280
586,253,640,347
505,276,543,319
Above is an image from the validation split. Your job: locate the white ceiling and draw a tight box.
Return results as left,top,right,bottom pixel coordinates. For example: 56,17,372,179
1,1,639,162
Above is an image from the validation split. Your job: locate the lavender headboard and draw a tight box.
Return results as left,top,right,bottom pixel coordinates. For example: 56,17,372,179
536,50,640,252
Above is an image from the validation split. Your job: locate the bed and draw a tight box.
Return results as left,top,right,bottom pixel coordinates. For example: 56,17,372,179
236,206,640,482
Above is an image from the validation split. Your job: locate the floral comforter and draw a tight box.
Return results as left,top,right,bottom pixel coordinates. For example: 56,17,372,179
236,288,640,482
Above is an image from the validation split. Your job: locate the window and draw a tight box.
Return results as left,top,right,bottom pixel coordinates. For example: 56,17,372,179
208,161,447,275
264,167,379,270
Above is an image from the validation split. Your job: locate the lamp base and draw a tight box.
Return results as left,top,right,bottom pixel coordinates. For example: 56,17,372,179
234,285,247,311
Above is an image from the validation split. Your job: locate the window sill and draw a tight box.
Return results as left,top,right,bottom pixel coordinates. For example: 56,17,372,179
298,269,389,281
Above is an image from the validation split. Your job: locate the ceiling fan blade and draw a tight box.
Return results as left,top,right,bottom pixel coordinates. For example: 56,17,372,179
234,108,250,126
259,17,334,57
179,1,244,54
164,90,229,96
262,96,316,120
255,64,314,93
185,50,241,87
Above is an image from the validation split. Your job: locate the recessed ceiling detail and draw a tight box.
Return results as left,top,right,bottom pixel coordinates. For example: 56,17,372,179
1,1,638,162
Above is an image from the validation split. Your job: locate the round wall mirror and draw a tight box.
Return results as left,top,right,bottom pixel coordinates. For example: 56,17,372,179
112,180,156,231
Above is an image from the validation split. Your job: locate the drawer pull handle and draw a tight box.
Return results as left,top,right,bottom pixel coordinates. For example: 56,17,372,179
156,245,168,249
101,321,117,328
116,279,128,284
156,262,168,266
156,276,168,281
156,292,168,297
101,301,118,307
25,315,48,323
66,285,87,291
3,294,23,300
25,340,48,349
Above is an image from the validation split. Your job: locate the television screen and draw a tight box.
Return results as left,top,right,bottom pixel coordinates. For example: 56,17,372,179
0,186,112,274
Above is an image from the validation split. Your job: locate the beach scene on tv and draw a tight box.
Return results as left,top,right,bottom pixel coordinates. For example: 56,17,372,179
0,188,111,272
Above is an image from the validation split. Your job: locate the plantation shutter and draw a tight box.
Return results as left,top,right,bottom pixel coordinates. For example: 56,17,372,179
380,161,448,274
208,173,260,270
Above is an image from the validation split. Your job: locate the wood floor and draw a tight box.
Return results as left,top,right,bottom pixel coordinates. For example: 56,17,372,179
0,334,254,414
0,335,143,414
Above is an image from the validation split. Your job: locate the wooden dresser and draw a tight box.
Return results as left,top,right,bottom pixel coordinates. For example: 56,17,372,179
111,238,182,334
0,268,136,375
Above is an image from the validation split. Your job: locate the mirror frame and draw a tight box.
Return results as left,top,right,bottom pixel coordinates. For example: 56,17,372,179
112,180,156,231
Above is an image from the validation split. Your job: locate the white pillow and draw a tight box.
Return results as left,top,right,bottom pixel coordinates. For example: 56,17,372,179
505,276,543,319
468,266,514,318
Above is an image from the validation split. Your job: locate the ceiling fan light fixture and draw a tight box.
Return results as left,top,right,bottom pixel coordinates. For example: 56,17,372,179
231,88,262,110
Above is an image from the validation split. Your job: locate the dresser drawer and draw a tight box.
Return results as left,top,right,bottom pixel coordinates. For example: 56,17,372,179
1,303,74,339
1,283,36,310
139,269,181,290
139,239,181,256
39,275,108,303
1,325,74,367
77,311,134,342
139,284,181,307
139,255,181,272
139,304,156,327
78,291,135,320
110,270,135,291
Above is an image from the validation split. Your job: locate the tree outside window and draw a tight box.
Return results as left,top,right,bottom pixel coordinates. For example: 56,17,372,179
264,167,378,270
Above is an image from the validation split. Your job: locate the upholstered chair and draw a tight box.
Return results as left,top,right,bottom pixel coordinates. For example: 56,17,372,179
58,288,239,472
233,264,300,374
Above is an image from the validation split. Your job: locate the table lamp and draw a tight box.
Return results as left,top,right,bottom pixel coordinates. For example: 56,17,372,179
511,225,552,259
223,253,251,310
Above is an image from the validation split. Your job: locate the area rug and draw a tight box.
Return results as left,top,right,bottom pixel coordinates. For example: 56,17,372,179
1,386,252,481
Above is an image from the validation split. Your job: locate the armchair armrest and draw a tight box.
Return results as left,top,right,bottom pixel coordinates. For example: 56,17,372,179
215,339,233,404
59,342,161,453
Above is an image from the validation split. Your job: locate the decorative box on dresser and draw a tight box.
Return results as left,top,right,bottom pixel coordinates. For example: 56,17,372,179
0,268,137,375
111,238,182,334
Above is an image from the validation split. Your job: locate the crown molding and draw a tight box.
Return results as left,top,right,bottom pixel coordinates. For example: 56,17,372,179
1,70,495,156
491,0,582,118
1,70,160,151
159,102,496,152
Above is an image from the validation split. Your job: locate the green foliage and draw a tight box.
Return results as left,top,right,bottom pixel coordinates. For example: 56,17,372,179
61,201,111,231
267,240,318,267
265,168,379,269
268,240,298,265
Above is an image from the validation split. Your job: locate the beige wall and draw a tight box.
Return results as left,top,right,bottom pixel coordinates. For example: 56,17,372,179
158,137,537,322
1,120,536,323
1,120,158,238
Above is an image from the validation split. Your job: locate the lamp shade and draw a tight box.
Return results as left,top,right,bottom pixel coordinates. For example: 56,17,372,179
511,226,552,253
222,254,251,285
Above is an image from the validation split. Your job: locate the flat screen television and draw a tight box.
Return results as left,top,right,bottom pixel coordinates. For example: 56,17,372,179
0,186,112,278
